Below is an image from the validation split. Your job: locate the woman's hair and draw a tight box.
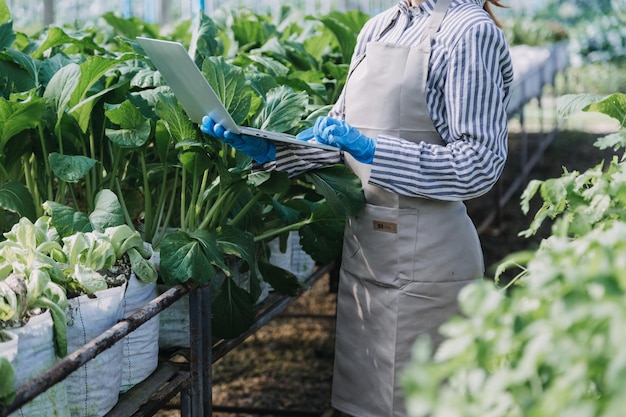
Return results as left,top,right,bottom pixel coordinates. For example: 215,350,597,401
483,0,507,28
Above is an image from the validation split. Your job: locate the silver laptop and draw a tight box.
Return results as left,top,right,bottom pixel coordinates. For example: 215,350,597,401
136,37,337,152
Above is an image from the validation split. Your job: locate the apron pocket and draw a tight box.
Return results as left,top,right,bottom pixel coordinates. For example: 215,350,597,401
343,203,418,288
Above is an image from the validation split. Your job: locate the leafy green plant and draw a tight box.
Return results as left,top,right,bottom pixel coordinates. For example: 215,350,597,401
403,222,626,417
518,93,626,239
0,216,69,356
401,92,626,416
44,189,157,295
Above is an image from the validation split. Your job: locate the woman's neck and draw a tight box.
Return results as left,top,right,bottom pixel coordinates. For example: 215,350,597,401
410,0,426,6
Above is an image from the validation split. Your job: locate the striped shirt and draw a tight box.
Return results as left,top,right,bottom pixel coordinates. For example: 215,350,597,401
266,0,513,202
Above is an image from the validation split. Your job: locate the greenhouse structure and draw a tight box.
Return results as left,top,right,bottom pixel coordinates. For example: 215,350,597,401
1,0,625,416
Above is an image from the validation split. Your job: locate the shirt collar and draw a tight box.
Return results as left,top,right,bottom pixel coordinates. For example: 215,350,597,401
399,0,486,14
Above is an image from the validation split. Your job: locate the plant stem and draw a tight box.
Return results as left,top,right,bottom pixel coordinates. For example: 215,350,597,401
195,168,210,220
180,168,187,230
253,220,310,242
0,163,10,182
107,141,120,190
37,124,54,201
115,178,135,231
186,157,200,229
199,187,232,230
230,190,263,227
115,177,135,228
152,167,180,248
140,152,153,241
21,155,41,216
211,188,239,230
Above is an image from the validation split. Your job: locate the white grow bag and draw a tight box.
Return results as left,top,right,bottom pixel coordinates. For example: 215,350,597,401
8,311,70,416
65,284,126,417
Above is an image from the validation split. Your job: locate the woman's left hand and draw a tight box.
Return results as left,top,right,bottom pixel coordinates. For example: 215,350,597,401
310,116,376,164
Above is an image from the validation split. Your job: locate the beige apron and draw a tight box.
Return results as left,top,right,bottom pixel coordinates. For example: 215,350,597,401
331,1,484,417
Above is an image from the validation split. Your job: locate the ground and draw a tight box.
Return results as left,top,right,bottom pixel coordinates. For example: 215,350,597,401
155,114,620,417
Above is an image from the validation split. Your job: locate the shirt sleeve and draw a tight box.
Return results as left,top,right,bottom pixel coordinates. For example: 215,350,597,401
369,22,513,202
255,144,343,177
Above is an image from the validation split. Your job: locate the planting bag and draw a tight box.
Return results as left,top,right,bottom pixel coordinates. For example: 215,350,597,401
65,284,125,417
0,330,18,407
157,285,190,350
0,329,18,368
120,274,159,392
269,231,315,282
8,311,70,416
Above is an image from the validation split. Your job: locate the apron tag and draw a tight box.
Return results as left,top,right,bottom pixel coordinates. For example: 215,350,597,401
373,220,397,233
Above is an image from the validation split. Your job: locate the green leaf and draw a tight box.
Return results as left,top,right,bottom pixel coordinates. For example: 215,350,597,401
193,13,222,62
0,94,46,153
216,226,257,277
303,27,337,62
105,225,141,257
127,247,158,284
211,276,255,339
155,91,196,142
48,152,97,183
202,57,251,124
3,49,39,87
303,165,365,217
89,189,125,231
520,179,543,215
105,100,152,148
69,264,108,295
258,260,302,297
584,92,626,128
0,21,14,51
319,11,367,63
246,71,279,100
249,170,291,194
0,181,36,221
101,12,160,39
230,12,271,49
269,197,302,226
299,203,345,263
43,63,82,123
253,86,308,132
557,93,604,120
159,230,226,285
31,27,104,60
0,357,15,406
0,0,11,24
68,55,133,133
247,54,290,78
594,130,626,151
32,295,68,357
43,201,92,238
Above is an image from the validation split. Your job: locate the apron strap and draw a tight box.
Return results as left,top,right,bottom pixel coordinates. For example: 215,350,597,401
419,0,455,50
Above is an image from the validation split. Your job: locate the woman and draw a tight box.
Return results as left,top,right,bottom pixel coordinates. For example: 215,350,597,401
202,0,513,416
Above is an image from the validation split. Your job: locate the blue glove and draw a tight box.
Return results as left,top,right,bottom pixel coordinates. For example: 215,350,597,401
200,116,276,164
312,116,376,164
295,126,315,142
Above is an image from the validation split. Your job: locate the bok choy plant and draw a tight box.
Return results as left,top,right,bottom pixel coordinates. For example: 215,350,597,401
0,216,69,356
43,189,157,296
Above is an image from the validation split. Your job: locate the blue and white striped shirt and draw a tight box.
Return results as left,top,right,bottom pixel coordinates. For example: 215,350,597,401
268,0,513,202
